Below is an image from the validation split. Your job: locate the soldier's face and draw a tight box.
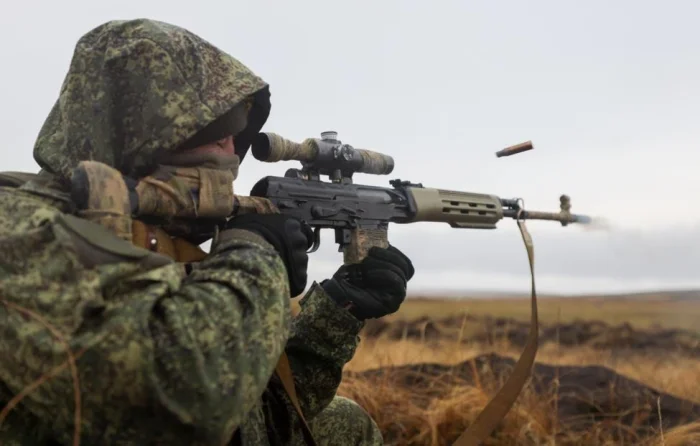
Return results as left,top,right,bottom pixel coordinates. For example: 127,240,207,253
157,97,252,174
159,135,240,176
191,135,235,158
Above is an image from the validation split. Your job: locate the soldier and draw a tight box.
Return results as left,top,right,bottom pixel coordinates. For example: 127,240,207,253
0,19,414,445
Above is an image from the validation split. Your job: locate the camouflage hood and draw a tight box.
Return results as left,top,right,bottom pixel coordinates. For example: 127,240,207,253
33,19,271,182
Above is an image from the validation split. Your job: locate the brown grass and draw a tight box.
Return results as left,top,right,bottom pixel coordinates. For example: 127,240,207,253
387,294,700,331
3,295,698,445
330,296,700,445
337,338,700,445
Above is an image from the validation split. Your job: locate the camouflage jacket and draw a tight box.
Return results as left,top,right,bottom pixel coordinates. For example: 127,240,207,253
0,19,364,445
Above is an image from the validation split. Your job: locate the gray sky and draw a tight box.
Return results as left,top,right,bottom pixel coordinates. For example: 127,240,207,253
2,0,699,294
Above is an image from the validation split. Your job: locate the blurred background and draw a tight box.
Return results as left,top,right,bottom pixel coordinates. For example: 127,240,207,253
2,0,699,295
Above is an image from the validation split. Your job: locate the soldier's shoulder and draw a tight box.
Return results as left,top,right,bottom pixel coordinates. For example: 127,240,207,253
0,187,65,234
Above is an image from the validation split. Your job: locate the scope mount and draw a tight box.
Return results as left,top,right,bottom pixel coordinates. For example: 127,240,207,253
283,131,381,184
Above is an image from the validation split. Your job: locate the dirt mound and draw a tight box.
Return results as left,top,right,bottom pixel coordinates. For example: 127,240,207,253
362,315,700,355
345,354,700,444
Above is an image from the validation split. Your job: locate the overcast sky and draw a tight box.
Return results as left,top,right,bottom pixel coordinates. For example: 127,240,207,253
2,0,699,294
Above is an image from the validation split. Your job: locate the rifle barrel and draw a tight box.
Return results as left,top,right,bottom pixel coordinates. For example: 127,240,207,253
502,208,592,225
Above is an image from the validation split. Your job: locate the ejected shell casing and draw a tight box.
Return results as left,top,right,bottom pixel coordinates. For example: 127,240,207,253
495,141,534,158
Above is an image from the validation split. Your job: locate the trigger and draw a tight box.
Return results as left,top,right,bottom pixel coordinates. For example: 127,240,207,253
308,226,322,253
300,221,314,247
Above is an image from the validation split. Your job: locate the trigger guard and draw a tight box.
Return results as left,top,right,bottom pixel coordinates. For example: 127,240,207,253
307,226,321,253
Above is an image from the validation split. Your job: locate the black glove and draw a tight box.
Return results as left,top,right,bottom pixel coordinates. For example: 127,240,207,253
226,214,313,296
321,245,415,320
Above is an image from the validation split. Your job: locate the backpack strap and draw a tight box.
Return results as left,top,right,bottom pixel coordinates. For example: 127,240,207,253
0,171,40,188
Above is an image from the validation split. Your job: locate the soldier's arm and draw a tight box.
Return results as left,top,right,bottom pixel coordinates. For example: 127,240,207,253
275,282,364,419
0,211,290,445
265,243,413,434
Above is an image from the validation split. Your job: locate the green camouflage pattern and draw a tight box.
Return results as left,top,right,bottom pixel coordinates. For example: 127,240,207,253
0,18,374,445
307,396,383,446
33,18,267,180
238,284,371,445
0,187,290,445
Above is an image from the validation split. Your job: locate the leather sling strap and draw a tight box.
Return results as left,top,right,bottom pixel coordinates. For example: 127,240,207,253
452,217,539,445
274,352,318,446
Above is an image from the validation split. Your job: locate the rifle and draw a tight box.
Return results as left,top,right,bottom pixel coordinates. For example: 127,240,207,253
245,131,590,261
244,130,591,446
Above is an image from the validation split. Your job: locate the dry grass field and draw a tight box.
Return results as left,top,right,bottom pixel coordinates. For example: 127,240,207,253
2,292,699,445
321,292,700,445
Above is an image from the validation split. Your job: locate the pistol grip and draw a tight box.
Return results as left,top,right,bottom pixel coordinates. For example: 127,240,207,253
342,227,389,264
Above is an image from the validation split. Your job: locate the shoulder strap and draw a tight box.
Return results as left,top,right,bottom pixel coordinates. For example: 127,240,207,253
275,353,318,446
0,171,40,188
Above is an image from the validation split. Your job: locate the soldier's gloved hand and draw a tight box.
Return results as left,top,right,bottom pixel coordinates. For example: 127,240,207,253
224,214,313,296
321,245,415,320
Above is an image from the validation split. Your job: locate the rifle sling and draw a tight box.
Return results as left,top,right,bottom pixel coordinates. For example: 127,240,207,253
452,217,539,445
274,353,318,446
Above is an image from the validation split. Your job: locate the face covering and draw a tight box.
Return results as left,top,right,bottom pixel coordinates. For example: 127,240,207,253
162,136,240,174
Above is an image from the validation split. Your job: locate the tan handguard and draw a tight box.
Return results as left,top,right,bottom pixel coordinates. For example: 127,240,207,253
404,186,589,228
405,187,504,229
